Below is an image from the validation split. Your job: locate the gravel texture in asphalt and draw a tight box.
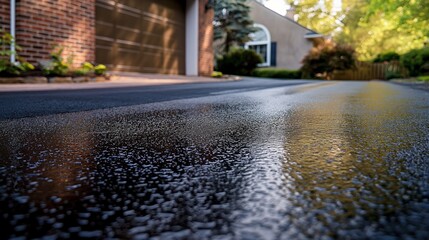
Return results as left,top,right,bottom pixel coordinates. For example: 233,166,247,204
1,80,429,239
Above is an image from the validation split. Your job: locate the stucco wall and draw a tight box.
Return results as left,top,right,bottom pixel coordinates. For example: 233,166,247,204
248,1,314,70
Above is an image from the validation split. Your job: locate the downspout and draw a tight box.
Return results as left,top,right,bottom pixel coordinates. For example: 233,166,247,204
185,0,199,76
10,0,16,63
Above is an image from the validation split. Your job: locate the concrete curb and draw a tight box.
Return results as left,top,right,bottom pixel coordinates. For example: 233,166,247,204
0,76,109,84
0,73,239,92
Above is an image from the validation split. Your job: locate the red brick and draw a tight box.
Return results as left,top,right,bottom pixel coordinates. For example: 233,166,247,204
0,0,10,33
198,0,214,76
2,0,213,76
12,0,95,65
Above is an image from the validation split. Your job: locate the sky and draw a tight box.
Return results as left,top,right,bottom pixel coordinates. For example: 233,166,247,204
263,0,289,15
263,0,343,16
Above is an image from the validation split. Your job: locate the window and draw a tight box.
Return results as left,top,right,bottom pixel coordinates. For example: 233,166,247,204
245,24,271,66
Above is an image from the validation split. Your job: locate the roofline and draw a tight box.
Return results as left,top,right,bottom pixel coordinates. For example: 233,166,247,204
250,0,321,35
304,34,324,39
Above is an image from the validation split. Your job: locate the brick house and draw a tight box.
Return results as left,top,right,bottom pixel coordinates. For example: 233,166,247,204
0,0,214,76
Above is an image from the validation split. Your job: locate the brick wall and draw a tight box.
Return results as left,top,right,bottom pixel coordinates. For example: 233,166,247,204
15,0,95,65
198,0,214,76
0,0,10,33
3,0,211,76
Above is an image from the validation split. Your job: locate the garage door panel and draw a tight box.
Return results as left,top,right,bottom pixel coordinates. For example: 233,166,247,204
141,18,168,38
114,50,141,65
96,25,115,40
115,29,141,44
139,24,185,50
96,0,185,74
117,0,141,9
141,35,165,48
143,0,185,23
116,10,140,27
95,46,112,63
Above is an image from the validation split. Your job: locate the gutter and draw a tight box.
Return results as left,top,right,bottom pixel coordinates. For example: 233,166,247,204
304,33,324,39
10,0,16,63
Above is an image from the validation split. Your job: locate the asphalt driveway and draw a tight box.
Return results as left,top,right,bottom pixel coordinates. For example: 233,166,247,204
1,79,429,239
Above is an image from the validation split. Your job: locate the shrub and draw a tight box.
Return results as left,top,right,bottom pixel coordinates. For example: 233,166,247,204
385,63,404,80
0,30,34,76
252,68,301,79
73,62,94,76
373,52,400,63
0,61,35,76
0,31,14,58
417,75,429,81
385,70,403,80
82,62,94,71
73,69,86,76
41,46,73,76
211,71,223,78
217,48,262,76
400,47,429,77
301,40,356,80
94,64,107,76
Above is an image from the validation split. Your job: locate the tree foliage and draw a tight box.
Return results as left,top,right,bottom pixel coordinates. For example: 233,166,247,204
301,40,356,79
214,0,255,54
400,47,429,77
287,0,345,35
373,52,400,63
287,0,429,61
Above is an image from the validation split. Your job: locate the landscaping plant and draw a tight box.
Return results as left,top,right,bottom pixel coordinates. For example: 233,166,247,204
417,75,429,82
73,62,94,76
252,68,301,79
217,48,262,76
0,30,34,76
41,46,73,76
94,64,107,76
301,40,356,80
211,71,223,78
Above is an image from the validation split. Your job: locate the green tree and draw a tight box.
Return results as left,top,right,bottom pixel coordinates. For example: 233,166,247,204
287,0,345,35
214,0,255,54
288,0,429,61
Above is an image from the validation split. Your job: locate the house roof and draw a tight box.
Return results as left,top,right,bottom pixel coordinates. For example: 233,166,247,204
250,0,323,37
305,32,324,38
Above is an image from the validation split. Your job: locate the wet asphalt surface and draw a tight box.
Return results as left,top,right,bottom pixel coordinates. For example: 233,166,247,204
1,79,429,239
0,78,314,120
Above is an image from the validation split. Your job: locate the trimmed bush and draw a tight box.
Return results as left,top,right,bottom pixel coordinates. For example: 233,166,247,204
400,47,429,77
217,48,262,76
252,68,301,79
373,52,400,63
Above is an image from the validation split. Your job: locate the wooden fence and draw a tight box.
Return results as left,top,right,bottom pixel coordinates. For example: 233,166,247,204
332,61,406,80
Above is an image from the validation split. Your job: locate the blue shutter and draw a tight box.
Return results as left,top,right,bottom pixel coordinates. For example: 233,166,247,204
270,42,277,67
